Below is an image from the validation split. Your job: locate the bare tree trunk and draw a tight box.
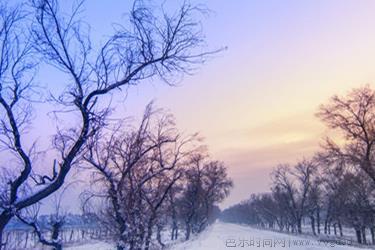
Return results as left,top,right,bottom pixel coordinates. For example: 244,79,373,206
338,221,343,237
175,226,179,240
185,222,191,241
370,227,375,245
310,216,316,235
51,222,62,250
333,223,337,235
171,225,178,240
170,200,178,241
316,208,320,234
0,213,12,250
297,218,302,234
157,224,165,248
356,229,362,244
144,221,153,250
69,230,74,242
362,227,367,245
324,219,328,234
171,228,175,240
24,232,29,249
0,229,4,250
171,224,179,240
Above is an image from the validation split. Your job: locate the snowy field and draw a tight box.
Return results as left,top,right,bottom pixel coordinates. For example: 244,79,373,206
66,241,114,250
65,222,374,250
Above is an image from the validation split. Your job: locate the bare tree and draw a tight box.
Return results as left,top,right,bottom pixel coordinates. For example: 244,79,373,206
0,3,38,248
179,152,232,240
82,104,199,250
166,184,182,241
0,0,215,247
306,177,323,235
315,85,375,243
271,159,316,233
316,85,375,183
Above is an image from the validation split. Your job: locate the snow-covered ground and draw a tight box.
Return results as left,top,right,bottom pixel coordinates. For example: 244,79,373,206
65,241,114,250
65,222,374,250
172,222,373,250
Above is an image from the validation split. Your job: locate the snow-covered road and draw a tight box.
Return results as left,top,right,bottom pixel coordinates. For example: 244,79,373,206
172,222,372,250
67,222,373,250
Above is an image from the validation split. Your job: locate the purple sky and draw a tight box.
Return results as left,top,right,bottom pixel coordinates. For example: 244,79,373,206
5,0,375,211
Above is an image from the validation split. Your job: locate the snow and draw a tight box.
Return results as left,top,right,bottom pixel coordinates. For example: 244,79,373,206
171,222,373,250
64,222,373,250
65,241,114,250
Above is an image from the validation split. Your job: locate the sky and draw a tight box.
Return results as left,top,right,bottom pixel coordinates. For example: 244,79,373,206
107,0,375,207
6,0,375,210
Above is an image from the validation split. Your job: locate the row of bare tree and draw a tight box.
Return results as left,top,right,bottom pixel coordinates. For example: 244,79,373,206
0,0,230,249
80,104,232,250
221,85,375,245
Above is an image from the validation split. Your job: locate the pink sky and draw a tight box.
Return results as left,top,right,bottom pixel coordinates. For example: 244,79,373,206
146,0,375,207
7,0,375,210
